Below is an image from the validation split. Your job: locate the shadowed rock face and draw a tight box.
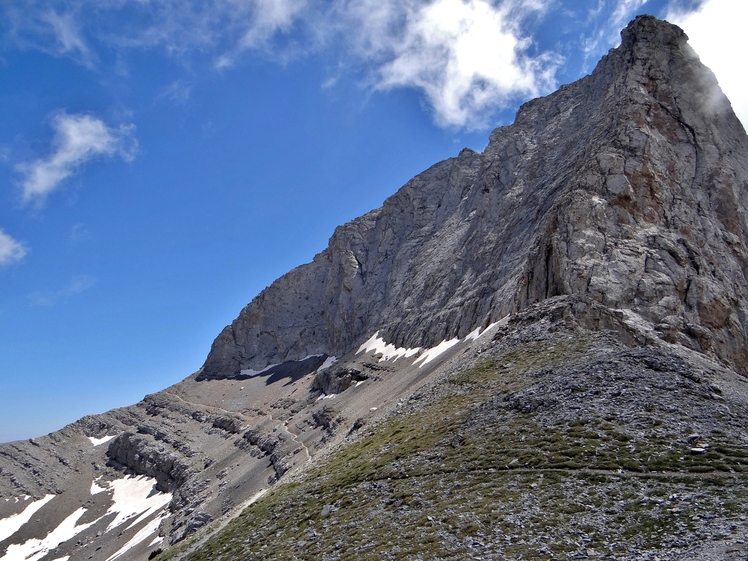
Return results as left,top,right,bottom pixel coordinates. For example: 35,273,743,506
200,15,748,380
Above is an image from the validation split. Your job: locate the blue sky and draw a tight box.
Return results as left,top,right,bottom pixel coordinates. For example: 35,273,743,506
0,0,745,443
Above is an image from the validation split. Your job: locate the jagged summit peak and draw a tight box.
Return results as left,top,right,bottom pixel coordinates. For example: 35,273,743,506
620,14,688,49
500,14,730,143
199,15,748,380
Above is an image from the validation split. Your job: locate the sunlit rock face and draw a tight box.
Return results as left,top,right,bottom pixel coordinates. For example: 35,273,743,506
200,15,748,380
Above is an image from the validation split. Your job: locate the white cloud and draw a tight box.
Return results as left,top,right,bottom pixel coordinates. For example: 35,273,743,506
0,229,26,266
43,10,95,66
155,80,193,105
581,0,648,64
667,0,748,129
214,0,309,67
239,0,307,49
341,0,561,128
611,0,647,27
70,222,91,243
17,112,137,204
4,0,561,129
5,0,313,70
28,274,96,307
1,5,95,66
3,0,303,62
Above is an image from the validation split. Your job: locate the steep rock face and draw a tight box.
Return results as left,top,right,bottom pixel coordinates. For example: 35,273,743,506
514,16,748,370
201,15,748,379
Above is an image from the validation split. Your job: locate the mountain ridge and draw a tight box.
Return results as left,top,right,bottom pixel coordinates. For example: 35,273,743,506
200,14,748,381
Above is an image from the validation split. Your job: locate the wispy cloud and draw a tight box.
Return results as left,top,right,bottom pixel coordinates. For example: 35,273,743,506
69,222,91,243
43,9,95,67
3,0,560,129
667,0,748,129
342,0,560,128
581,0,648,67
28,274,96,307
611,0,647,26
2,4,95,66
0,229,26,266
234,0,308,55
17,112,137,204
155,80,193,105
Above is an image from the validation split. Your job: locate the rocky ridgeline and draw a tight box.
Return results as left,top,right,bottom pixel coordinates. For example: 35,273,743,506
201,15,748,380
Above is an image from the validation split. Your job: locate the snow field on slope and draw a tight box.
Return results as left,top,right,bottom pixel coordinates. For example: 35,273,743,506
0,495,55,544
357,320,503,367
0,475,171,561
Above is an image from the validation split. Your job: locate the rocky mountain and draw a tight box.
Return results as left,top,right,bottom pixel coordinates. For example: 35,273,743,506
201,14,748,380
2,15,748,561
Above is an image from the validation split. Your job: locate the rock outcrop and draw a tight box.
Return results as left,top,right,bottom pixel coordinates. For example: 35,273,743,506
200,15,748,380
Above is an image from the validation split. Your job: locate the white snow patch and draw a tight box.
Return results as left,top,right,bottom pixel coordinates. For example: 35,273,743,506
477,322,498,338
2,477,170,561
101,475,172,532
357,318,510,371
0,494,55,543
48,557,70,561
465,320,503,342
414,338,460,367
105,513,167,561
356,331,421,362
316,356,337,372
91,478,108,495
4,507,97,561
354,380,366,387
496,314,511,326
464,326,482,341
89,435,117,447
316,393,337,401
148,536,163,547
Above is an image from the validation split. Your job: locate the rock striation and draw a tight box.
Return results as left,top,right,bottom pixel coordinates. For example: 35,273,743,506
200,15,748,380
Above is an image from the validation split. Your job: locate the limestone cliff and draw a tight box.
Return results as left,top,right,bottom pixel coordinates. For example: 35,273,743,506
200,15,748,380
